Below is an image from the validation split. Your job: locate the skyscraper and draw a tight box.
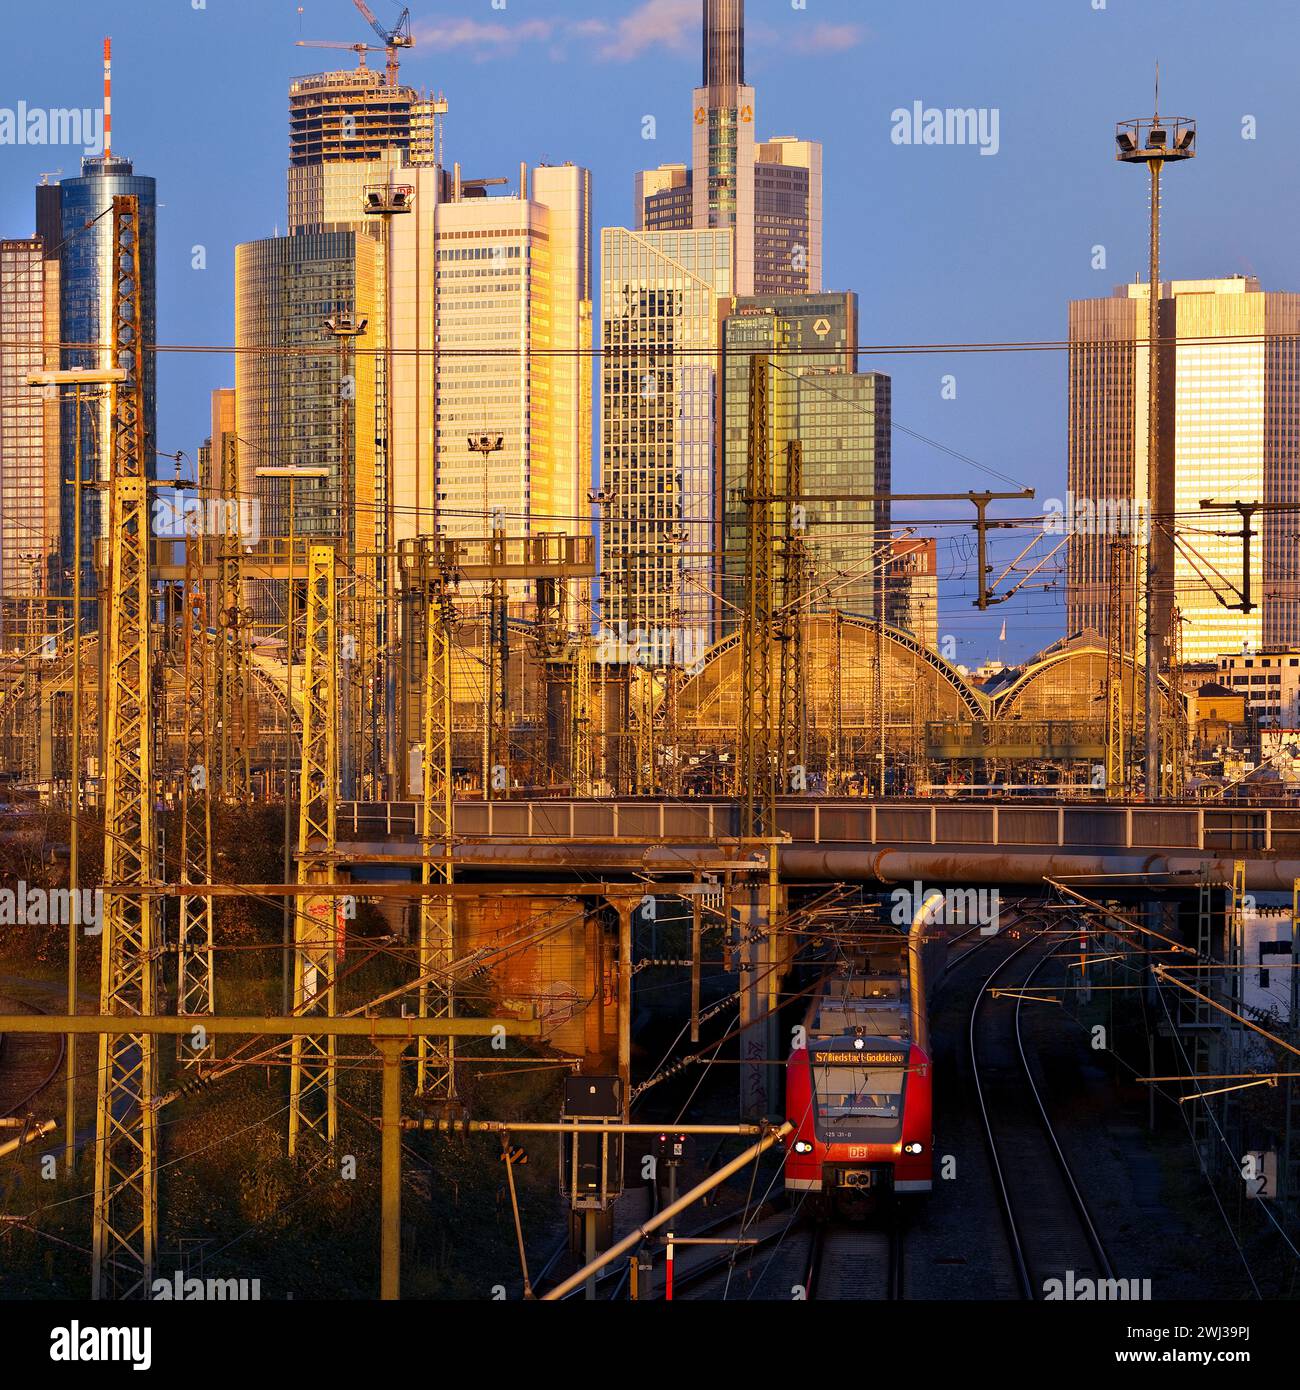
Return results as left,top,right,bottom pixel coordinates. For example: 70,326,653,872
432,164,593,568
55,153,157,594
721,293,890,630
1067,276,1300,663
258,66,594,584
601,227,734,643
287,68,443,229
197,387,238,498
886,538,939,651
234,230,382,559
633,0,822,297
387,164,443,545
692,0,755,293
0,237,60,642
753,138,822,297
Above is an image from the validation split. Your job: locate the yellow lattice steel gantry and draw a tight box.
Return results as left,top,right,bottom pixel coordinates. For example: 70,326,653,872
289,545,339,1154
571,631,594,797
632,668,655,797
1159,605,1187,801
740,353,776,839
417,557,456,1101
1104,539,1127,800
216,433,253,800
92,196,159,1300
177,523,215,1064
778,439,808,793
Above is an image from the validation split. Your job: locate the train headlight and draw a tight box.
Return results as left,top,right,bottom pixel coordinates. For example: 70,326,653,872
793,1141,814,1154
903,1141,924,1156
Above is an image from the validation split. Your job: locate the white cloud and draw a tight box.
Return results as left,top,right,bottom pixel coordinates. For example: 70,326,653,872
412,4,866,65
747,19,869,56
411,17,557,55
785,22,868,55
593,0,699,63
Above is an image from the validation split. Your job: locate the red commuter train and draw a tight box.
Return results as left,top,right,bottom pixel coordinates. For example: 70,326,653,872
784,892,945,1208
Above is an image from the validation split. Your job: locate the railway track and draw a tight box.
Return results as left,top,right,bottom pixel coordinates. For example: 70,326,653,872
0,994,64,1121
805,1215,903,1300
943,901,1037,977
536,1195,788,1301
667,1200,809,1300
969,931,1115,1300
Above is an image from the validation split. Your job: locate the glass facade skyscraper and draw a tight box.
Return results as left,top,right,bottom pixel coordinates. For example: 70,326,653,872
56,155,157,595
721,294,890,630
601,227,733,644
234,230,382,556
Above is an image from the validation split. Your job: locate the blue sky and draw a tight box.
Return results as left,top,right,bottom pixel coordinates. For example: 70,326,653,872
0,0,1295,663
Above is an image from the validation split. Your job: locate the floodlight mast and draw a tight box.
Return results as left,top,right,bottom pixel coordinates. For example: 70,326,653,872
1115,95,1196,797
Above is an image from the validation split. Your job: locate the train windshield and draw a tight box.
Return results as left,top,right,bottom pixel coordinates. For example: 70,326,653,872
810,1057,906,1139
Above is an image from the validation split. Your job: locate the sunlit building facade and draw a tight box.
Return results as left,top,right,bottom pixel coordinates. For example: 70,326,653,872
289,149,410,235
0,238,60,642
388,164,442,544
886,538,939,651
753,138,822,296
1065,288,1146,644
1068,276,1300,663
432,164,593,570
198,387,238,496
601,227,733,643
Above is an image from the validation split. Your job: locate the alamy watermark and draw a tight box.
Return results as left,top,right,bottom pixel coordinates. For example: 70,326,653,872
1044,1269,1152,1301
1044,492,1151,544
152,1270,262,1301
891,102,1000,156
49,1322,150,1371
890,880,1001,935
152,491,262,547
0,881,102,934
0,103,105,155
594,623,707,675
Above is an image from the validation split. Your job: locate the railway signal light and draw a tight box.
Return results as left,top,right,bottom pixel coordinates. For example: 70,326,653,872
656,1132,688,1165
560,1076,623,1210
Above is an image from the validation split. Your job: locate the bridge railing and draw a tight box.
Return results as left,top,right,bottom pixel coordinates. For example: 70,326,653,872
334,799,1300,856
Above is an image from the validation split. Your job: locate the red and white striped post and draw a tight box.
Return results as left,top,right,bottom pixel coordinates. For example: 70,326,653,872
664,1232,675,1301
102,37,112,159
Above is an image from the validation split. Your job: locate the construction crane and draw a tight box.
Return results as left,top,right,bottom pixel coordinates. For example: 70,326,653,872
295,40,386,73
354,1,414,87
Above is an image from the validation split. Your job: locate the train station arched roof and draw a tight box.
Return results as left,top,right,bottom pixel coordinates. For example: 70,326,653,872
673,614,988,744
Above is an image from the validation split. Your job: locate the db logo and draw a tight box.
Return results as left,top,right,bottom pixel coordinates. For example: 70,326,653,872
848,1146,868,1160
